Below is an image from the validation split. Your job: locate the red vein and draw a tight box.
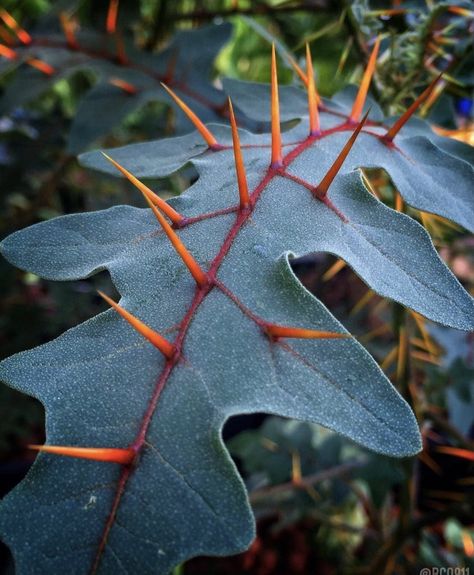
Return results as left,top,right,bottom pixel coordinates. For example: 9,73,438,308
90,111,366,574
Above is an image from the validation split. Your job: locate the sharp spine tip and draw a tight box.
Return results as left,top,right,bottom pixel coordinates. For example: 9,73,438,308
383,74,443,142
270,44,282,168
98,290,175,358
29,444,135,465
161,83,219,149
101,152,184,225
350,36,380,123
306,43,320,136
314,110,369,198
265,323,348,340
228,97,250,211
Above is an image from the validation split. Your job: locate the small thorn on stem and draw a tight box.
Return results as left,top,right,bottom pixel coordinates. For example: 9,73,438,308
98,291,175,358
270,44,282,168
101,153,184,225
0,9,31,45
138,195,208,288
265,323,348,340
350,36,380,123
106,0,119,34
383,74,443,142
306,43,320,136
314,111,369,198
108,77,138,95
228,98,250,211
161,83,220,150
29,444,135,465
0,43,16,60
59,12,79,50
26,58,55,76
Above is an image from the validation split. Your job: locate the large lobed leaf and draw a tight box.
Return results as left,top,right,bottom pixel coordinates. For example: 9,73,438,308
1,76,473,574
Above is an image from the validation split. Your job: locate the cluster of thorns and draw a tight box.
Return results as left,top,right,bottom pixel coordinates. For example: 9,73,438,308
0,2,440,469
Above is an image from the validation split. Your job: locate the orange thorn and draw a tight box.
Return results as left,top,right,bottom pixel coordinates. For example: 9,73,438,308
288,54,308,86
315,111,369,197
0,9,31,45
228,98,250,211
306,43,320,135
26,58,55,76
435,446,474,462
0,43,16,60
161,83,219,149
108,77,138,95
106,0,119,34
60,12,79,50
270,44,282,168
98,291,175,358
322,259,346,281
383,74,443,141
350,36,380,123
462,531,474,558
139,195,208,287
265,323,348,340
29,444,135,465
101,153,184,225
447,6,474,17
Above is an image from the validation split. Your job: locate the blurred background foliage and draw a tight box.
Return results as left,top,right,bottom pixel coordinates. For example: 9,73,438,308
0,1,473,574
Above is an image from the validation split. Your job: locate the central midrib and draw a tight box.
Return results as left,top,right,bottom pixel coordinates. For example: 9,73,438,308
89,117,359,574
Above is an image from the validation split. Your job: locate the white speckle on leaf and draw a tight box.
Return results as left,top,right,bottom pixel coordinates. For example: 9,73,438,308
83,495,97,510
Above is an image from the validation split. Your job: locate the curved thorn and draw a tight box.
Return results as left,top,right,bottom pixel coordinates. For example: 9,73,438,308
350,36,380,123
140,197,208,287
29,444,135,465
228,98,250,211
0,43,16,59
383,74,443,141
101,153,184,225
315,110,369,197
161,83,219,149
306,43,320,135
271,44,282,168
106,0,119,34
27,58,55,75
0,9,31,45
59,12,79,50
98,291,175,359
265,324,349,340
